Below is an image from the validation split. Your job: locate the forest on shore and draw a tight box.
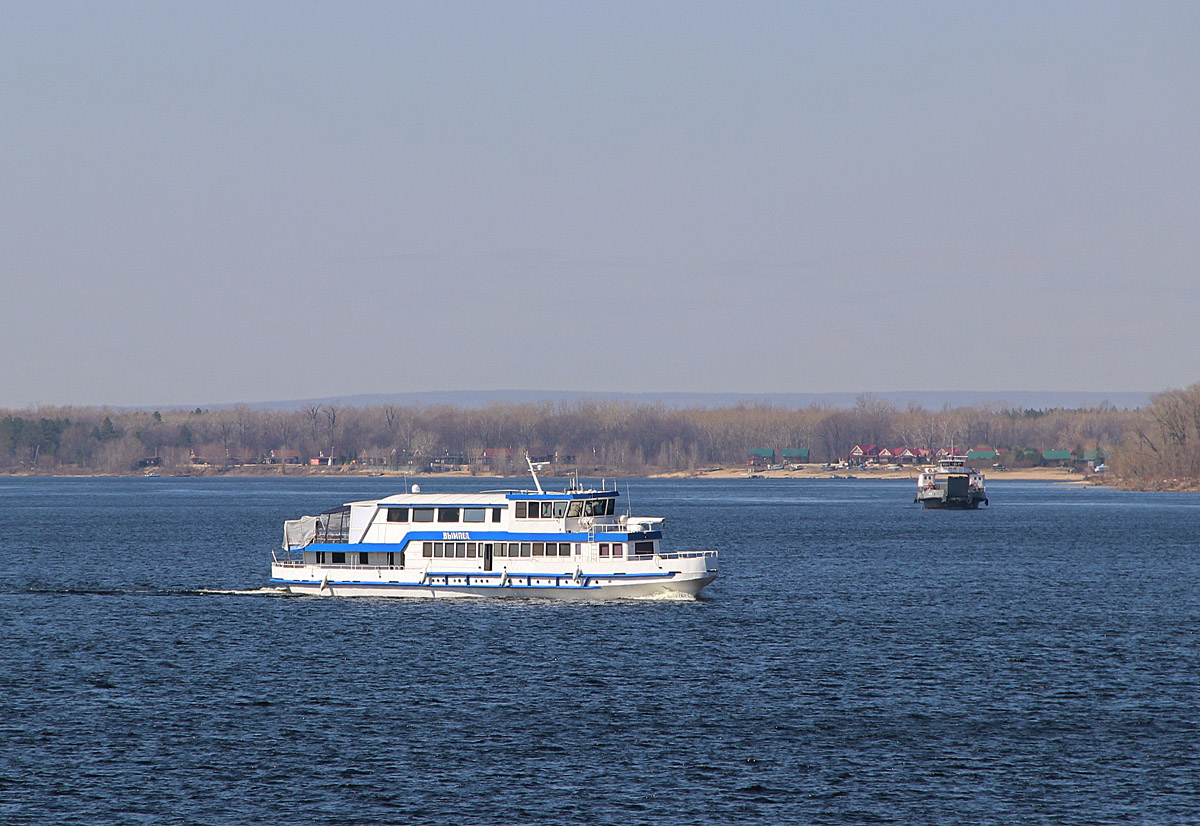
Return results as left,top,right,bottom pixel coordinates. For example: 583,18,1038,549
4,385,1200,488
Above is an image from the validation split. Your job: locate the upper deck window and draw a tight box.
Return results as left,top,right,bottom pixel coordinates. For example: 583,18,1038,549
413,508,435,523
437,508,460,523
463,508,486,523
386,508,409,523
553,501,567,518
515,501,552,519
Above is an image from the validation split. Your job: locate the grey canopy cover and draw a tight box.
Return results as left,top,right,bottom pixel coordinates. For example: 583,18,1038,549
282,515,319,550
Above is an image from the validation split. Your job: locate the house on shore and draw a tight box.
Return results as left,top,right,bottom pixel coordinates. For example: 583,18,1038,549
1042,449,1074,467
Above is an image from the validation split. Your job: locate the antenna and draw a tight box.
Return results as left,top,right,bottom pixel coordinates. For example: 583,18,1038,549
526,454,547,494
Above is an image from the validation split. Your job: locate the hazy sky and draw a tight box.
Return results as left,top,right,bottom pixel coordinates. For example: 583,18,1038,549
3,1,1198,408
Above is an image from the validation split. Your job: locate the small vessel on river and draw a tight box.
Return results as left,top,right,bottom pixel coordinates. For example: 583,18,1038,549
271,459,718,599
915,455,988,509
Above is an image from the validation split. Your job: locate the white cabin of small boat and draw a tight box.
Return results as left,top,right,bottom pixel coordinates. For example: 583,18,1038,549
915,455,988,508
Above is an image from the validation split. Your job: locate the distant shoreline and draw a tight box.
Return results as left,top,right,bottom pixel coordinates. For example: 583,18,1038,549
0,464,1101,485
657,465,1097,483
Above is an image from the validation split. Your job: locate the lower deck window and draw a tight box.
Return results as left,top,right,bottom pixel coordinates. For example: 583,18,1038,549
491,541,571,558
422,541,484,559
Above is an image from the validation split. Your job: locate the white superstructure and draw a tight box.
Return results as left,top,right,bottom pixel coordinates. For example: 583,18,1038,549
271,460,718,599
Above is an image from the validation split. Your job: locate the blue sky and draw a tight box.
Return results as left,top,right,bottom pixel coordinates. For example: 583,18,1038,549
3,1,1197,407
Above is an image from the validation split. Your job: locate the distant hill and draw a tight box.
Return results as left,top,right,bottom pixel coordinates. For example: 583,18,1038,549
209,389,1152,412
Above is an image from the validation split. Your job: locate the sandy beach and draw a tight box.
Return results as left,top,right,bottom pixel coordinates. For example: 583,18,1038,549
657,464,1100,484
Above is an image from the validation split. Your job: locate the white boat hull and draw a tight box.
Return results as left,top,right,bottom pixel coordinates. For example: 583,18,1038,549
271,557,717,600
916,491,988,509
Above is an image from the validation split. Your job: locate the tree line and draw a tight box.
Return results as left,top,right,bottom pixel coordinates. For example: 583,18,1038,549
1,390,1179,479
1115,383,1200,487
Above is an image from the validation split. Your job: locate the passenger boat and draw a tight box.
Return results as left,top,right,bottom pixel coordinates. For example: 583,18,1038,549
270,459,718,599
915,455,988,509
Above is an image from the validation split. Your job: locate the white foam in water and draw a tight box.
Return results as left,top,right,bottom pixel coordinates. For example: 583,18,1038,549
635,590,700,601
196,587,293,597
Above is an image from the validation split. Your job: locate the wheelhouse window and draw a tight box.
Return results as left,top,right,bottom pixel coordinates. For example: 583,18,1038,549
515,502,527,518
438,508,459,522
553,501,567,518
581,499,613,517
463,508,486,523
540,502,553,518
413,508,435,522
385,507,409,522
492,508,502,522
634,541,654,555
567,501,583,517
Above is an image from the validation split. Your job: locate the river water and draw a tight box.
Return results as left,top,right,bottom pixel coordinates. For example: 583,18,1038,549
1,476,1197,824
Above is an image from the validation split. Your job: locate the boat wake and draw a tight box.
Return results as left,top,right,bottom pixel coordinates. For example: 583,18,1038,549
13,585,293,598
195,587,293,597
